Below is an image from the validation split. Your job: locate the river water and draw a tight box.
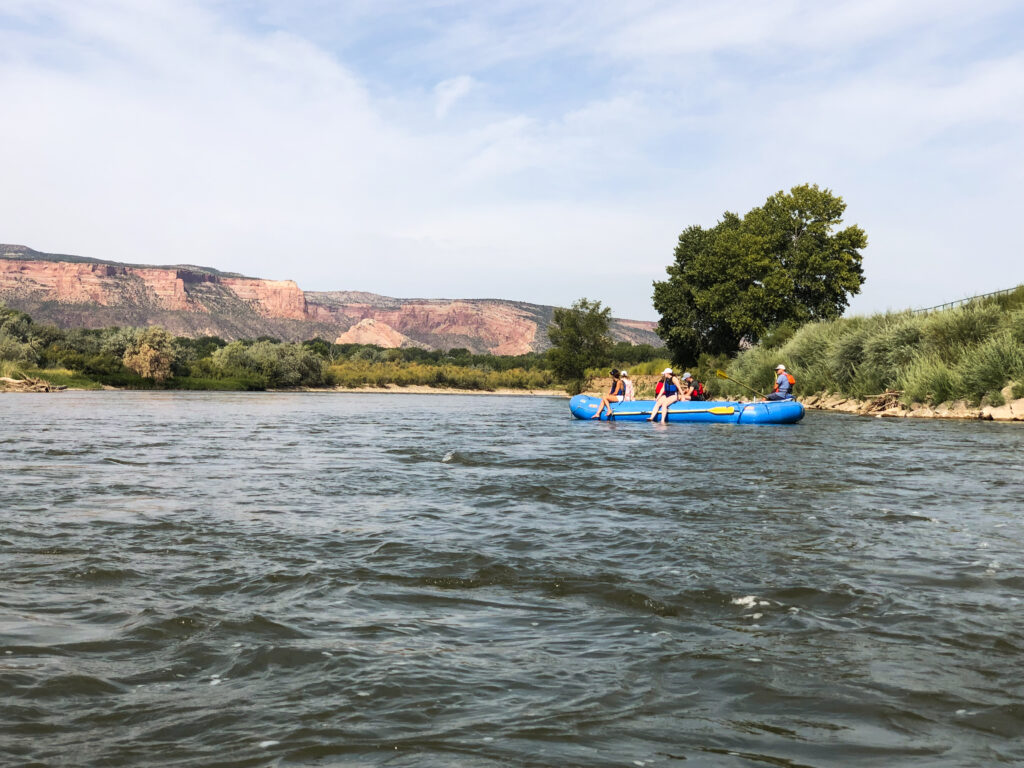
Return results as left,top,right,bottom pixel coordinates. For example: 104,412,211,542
2,392,1023,767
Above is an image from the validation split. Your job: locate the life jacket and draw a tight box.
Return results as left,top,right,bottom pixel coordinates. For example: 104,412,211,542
774,372,796,394
655,381,664,396
689,380,706,400
663,378,678,396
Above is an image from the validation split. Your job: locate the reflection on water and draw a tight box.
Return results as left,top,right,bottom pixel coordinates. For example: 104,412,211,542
2,392,1023,767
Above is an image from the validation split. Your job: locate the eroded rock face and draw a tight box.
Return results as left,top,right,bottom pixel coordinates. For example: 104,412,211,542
334,318,421,348
0,245,663,353
321,299,540,356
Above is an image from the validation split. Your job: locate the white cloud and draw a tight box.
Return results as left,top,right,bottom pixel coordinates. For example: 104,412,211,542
0,0,1022,320
433,74,474,118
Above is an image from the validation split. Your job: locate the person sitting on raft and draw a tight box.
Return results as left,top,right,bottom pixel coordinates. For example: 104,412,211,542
648,368,686,422
620,370,635,401
683,372,706,401
680,372,704,401
592,368,626,419
764,364,795,401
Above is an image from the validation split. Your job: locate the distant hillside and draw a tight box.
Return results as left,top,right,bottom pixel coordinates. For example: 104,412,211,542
0,244,661,354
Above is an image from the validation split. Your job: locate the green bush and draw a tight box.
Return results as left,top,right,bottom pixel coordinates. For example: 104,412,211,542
898,353,963,405
954,331,1024,403
984,390,1006,407
919,304,1001,362
326,361,555,391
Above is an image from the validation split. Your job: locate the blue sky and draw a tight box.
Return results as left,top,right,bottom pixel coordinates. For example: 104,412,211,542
2,1,1023,320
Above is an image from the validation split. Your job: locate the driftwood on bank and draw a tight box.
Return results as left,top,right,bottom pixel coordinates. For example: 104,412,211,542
0,376,66,393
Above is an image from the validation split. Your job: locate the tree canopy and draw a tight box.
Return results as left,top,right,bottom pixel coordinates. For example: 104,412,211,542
652,184,867,362
547,298,612,394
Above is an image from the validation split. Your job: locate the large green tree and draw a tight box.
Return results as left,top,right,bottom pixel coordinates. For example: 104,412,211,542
653,184,867,362
547,298,612,394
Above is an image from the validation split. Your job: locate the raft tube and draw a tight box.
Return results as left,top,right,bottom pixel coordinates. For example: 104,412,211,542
569,395,804,425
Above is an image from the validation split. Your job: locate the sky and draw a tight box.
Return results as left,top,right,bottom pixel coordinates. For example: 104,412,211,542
1,0,1022,321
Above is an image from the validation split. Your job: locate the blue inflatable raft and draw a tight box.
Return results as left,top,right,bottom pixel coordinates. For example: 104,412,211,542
569,395,804,425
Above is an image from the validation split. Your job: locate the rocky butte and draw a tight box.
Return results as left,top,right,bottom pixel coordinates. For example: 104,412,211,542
0,245,661,355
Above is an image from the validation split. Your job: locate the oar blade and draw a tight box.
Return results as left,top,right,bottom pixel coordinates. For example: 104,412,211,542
708,406,735,415
715,369,730,379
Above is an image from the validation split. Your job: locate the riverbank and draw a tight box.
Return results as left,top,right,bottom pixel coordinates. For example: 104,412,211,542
300,384,566,396
799,386,1024,422
1,378,567,398
717,288,1024,411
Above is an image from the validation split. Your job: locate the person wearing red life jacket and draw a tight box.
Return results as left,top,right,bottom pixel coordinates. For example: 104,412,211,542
765,364,796,401
683,372,706,401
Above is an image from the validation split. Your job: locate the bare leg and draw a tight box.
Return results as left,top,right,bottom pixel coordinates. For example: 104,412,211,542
647,395,663,420
592,395,612,419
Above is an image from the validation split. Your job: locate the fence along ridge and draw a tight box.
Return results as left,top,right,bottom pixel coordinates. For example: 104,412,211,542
911,285,1023,314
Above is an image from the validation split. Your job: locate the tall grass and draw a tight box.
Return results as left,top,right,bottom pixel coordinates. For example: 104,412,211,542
0,360,26,379
327,361,555,390
720,293,1024,405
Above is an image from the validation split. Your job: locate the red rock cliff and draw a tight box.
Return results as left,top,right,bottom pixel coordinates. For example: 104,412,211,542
0,246,663,352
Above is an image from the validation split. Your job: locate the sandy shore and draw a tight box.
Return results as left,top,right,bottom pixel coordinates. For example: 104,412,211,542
296,384,568,397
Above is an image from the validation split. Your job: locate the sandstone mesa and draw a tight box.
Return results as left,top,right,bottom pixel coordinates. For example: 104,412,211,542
0,245,660,355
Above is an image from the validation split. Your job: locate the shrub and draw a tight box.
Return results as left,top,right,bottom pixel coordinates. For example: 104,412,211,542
919,304,1001,362
954,331,1024,403
984,390,1006,407
898,353,963,405
123,327,178,382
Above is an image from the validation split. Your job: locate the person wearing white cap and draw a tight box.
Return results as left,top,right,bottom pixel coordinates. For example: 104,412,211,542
765,364,795,401
647,367,685,423
620,370,635,401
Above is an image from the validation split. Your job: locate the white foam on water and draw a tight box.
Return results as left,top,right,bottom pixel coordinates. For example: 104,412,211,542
530,622,538,626
750,613,763,620
732,595,758,608
441,452,454,463
483,737,494,742
210,679,221,686
232,642,242,647
357,691,370,697
259,740,279,748
747,658,762,663
321,651,333,657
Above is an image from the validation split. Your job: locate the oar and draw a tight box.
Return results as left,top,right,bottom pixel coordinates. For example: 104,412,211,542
609,405,735,417
715,369,765,399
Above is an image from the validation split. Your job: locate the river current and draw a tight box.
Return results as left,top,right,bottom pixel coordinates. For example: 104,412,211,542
2,392,1023,767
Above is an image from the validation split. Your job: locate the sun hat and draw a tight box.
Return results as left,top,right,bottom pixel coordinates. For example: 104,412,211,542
682,372,692,380
775,364,786,370
621,370,628,376
662,367,673,375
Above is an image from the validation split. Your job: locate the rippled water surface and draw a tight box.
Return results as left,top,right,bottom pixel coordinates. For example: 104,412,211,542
2,392,1024,767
